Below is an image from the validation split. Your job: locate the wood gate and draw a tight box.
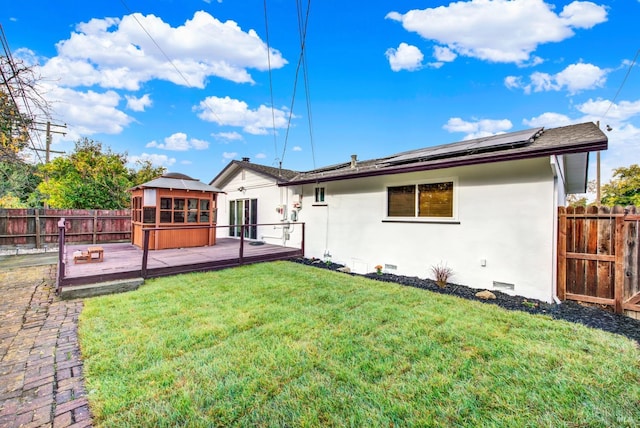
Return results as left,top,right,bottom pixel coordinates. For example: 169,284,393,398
557,206,640,316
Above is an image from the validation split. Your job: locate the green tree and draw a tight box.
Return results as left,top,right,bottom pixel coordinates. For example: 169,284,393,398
0,160,42,206
36,139,168,209
601,164,640,207
37,138,132,209
129,159,166,186
0,90,30,160
1,55,48,162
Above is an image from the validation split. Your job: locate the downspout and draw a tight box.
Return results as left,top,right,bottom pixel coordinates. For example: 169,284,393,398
549,156,562,304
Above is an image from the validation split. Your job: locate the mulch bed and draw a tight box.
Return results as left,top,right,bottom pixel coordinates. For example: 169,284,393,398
293,258,640,345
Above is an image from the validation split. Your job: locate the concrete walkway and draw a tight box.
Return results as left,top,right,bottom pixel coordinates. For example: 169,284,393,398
0,254,92,428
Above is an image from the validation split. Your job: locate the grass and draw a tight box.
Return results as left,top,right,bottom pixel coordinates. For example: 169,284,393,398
79,261,640,427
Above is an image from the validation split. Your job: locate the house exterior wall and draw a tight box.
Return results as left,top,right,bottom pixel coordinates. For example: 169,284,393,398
296,157,559,302
216,169,301,247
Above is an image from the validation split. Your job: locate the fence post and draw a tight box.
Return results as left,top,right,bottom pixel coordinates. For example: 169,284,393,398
614,215,625,314
35,210,41,249
56,218,66,293
93,210,98,244
557,207,566,300
142,229,150,278
239,225,245,264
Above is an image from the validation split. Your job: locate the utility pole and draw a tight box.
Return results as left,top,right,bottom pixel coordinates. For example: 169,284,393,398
596,121,601,207
33,121,66,162
32,121,66,209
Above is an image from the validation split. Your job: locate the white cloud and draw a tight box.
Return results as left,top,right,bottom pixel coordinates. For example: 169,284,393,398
386,0,607,65
524,99,640,129
292,146,302,152
598,123,640,180
524,99,640,182
255,153,267,159
385,43,424,72
146,132,210,151
222,151,238,161
195,96,293,135
506,62,608,94
128,153,176,167
433,46,457,63
211,131,244,142
576,99,640,123
522,112,573,128
42,85,132,138
125,94,152,111
42,11,287,90
443,117,513,139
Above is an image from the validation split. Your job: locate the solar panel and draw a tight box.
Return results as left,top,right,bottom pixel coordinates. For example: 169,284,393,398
385,127,542,165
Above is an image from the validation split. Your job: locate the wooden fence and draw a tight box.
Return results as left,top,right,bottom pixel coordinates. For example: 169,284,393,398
0,209,131,249
557,205,640,317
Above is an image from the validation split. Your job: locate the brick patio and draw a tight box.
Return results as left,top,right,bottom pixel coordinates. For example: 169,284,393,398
0,261,92,428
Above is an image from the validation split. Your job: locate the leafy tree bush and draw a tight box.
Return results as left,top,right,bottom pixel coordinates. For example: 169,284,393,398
601,164,640,207
37,138,166,209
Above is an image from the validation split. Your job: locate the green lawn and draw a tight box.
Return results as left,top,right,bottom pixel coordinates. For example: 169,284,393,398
79,261,640,427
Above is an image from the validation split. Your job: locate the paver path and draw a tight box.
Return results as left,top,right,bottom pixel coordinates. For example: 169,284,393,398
0,261,93,428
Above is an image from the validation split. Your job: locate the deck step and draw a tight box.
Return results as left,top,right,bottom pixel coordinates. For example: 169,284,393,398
60,278,144,299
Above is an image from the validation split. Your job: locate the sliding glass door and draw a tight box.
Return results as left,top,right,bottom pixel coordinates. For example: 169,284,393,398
229,199,257,239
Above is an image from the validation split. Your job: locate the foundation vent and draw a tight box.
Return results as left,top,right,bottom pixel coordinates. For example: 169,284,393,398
493,281,515,291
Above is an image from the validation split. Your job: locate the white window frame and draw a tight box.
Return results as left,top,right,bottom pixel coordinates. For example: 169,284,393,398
383,177,459,223
314,186,326,204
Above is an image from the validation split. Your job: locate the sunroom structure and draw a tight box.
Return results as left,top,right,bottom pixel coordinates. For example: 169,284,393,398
129,172,222,250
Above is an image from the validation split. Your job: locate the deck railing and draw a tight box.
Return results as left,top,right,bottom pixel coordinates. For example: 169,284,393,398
141,222,305,277
57,219,305,292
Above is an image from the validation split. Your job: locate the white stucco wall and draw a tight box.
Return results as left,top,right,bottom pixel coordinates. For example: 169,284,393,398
296,157,559,302
215,169,301,247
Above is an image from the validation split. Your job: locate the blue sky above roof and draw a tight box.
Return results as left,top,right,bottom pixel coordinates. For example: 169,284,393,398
1,0,638,191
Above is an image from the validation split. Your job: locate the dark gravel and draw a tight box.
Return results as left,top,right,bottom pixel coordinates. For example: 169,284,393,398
293,258,640,345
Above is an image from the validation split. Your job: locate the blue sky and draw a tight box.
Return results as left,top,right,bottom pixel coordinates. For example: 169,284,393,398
2,0,639,188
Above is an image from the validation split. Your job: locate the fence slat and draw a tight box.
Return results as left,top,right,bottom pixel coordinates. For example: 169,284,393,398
0,209,131,248
558,205,639,317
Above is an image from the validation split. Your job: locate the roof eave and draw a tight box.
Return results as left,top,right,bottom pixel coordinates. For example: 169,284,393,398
279,140,608,187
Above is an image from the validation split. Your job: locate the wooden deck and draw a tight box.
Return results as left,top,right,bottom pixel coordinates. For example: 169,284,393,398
59,238,303,288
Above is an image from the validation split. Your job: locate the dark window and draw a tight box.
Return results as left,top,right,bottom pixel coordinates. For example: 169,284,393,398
143,207,156,224
388,182,454,218
419,182,453,217
160,211,172,223
200,199,210,223
315,187,325,203
387,185,416,217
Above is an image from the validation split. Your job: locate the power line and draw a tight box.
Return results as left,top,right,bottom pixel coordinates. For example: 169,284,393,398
297,0,316,170
600,48,639,122
119,0,223,123
263,0,279,163
0,24,44,163
280,0,312,166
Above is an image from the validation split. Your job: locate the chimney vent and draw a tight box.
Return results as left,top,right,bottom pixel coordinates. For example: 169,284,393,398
242,157,250,162
350,154,357,169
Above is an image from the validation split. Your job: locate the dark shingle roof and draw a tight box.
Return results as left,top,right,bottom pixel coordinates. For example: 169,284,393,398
131,172,223,192
237,161,299,181
209,160,299,187
282,122,607,185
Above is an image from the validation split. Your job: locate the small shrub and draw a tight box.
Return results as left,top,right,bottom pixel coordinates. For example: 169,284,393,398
374,265,383,275
431,262,453,288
